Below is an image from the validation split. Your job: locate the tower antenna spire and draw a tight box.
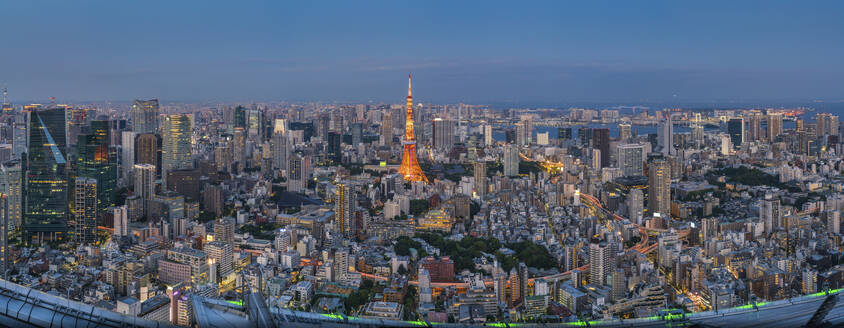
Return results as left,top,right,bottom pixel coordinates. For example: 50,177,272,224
398,73,427,183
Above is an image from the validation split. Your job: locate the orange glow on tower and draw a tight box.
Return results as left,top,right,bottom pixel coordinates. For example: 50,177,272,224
398,73,428,183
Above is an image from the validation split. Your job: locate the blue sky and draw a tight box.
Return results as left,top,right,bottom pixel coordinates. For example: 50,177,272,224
2,1,844,104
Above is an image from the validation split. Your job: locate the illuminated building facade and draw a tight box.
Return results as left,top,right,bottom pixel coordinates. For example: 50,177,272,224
161,114,192,188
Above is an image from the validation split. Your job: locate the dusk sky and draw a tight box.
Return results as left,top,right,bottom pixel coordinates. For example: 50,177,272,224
3,1,844,104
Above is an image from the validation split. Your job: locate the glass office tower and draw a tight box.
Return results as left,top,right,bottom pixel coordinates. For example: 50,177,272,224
24,107,69,242
76,120,116,212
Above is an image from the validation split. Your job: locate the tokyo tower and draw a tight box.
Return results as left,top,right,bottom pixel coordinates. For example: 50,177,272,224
397,73,428,183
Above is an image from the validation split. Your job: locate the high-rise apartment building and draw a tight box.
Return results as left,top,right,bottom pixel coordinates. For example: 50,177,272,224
647,157,671,218
767,113,783,141
627,189,644,225
432,118,455,151
335,183,355,237
204,241,234,278
589,241,614,286
214,217,235,246
0,160,22,230
817,113,840,136
747,113,764,142
503,144,520,177
473,161,487,196
381,112,393,147
121,131,136,181
658,114,674,156
133,164,156,218
760,194,782,235
287,153,310,193
73,177,97,245
272,124,288,173
113,205,128,237
483,124,493,146
617,143,644,176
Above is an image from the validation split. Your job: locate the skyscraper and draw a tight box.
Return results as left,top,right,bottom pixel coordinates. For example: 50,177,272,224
617,144,644,176
518,262,528,306
592,128,611,168
516,118,533,146
24,107,69,242
133,164,156,218
503,143,520,177
335,183,355,237
618,123,632,142
817,113,840,136
205,241,234,278
351,122,363,146
76,120,116,212
658,113,674,156
483,124,493,146
691,124,704,148
397,74,428,183
381,112,393,147
748,113,763,142
131,99,159,134
760,194,781,235
73,177,97,245
767,112,783,141
728,118,744,149
161,114,192,187
135,133,161,174
474,161,487,197
334,249,350,281
432,118,455,151
113,205,128,237
214,217,235,246
287,153,310,193
327,132,342,163
0,161,22,231
627,189,644,225
121,131,136,181
647,157,671,218
589,241,614,286
271,125,288,174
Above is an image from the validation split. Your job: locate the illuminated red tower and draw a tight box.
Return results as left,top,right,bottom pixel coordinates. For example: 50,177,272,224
398,73,428,183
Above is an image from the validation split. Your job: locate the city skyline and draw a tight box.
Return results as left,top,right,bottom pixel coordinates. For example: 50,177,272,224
3,1,844,103
2,2,844,327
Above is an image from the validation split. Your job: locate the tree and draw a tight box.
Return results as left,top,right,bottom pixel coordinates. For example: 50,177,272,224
409,199,430,216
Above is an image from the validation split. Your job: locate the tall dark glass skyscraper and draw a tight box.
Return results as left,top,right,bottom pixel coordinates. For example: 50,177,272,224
728,118,744,149
24,107,69,242
76,120,116,212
